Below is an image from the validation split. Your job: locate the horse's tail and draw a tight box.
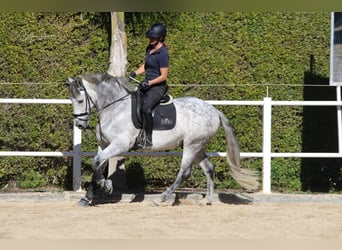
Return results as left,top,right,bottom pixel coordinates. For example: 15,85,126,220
218,111,260,191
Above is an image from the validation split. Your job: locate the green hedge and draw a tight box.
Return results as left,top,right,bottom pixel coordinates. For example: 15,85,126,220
0,12,340,192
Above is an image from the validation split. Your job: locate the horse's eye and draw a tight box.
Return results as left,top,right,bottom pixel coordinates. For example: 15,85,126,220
77,99,84,104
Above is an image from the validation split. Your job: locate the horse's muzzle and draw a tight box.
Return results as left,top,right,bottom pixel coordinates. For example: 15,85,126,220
74,118,89,130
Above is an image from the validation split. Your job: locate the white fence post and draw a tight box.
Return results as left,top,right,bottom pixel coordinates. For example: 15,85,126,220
72,123,82,191
336,86,342,153
262,97,272,194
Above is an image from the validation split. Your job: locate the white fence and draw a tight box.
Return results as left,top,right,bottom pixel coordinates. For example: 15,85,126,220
1,97,342,193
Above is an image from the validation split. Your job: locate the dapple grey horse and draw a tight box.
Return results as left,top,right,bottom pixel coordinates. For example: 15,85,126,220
68,73,259,206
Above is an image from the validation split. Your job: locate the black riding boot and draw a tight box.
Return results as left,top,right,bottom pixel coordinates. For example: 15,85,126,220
141,112,153,148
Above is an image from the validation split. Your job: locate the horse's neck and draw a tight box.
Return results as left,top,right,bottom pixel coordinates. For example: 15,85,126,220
96,82,130,111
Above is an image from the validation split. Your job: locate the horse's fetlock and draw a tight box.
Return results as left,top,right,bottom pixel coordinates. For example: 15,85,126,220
85,182,95,200
103,179,113,194
96,178,105,187
161,188,172,202
96,178,113,194
160,193,167,202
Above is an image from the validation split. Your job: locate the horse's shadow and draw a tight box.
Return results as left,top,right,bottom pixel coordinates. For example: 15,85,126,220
217,192,253,205
171,191,253,205
89,190,253,206
89,189,146,206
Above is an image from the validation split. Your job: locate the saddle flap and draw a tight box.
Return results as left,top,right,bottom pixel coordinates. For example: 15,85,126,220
131,92,176,130
131,92,143,128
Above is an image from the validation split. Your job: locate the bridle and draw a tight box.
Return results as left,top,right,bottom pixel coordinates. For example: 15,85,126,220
72,78,130,122
72,82,95,123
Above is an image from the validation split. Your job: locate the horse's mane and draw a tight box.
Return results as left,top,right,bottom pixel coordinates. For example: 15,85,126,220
80,72,136,93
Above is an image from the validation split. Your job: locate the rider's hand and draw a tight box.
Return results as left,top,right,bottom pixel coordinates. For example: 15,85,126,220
139,80,150,91
128,72,136,80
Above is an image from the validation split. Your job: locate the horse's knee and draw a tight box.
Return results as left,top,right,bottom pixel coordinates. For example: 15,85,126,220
92,157,108,170
92,156,100,170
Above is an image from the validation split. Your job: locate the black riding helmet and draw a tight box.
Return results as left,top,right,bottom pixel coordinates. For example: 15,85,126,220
145,23,167,40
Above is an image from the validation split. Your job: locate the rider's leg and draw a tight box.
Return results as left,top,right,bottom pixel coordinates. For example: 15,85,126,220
142,111,153,147
139,86,168,148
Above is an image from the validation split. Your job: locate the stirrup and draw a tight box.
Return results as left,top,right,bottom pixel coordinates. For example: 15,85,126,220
145,138,152,148
136,129,152,148
137,139,152,149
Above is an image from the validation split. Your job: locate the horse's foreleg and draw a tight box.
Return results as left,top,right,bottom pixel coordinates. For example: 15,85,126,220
92,157,113,194
92,142,129,194
78,157,111,207
89,134,114,194
78,180,96,207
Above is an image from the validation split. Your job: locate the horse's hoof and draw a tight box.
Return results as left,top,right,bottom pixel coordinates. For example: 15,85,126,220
150,199,161,206
206,197,213,205
160,193,168,202
149,198,169,207
78,198,90,207
198,199,213,206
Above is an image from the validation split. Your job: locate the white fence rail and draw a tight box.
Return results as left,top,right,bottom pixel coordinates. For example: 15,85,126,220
1,97,342,193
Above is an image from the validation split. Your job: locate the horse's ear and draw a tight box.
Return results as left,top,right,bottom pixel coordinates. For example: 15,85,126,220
69,78,83,100
64,77,74,87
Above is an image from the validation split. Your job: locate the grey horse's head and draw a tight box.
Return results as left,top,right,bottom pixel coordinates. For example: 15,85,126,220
68,77,95,129
68,73,136,129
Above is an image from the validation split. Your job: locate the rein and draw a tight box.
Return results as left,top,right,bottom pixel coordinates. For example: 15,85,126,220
73,80,130,119
96,94,130,114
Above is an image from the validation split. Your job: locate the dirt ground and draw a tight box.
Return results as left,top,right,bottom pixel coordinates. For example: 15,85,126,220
0,192,341,239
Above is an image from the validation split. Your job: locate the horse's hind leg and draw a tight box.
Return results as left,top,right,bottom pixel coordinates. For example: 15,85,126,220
196,152,215,204
160,145,202,202
160,165,193,203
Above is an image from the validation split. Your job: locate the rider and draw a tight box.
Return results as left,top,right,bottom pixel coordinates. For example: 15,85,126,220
129,23,169,148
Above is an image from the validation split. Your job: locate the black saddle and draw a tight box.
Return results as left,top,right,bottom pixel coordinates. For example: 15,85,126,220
131,91,176,130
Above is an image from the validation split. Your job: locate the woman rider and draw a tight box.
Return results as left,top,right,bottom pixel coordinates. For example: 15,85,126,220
129,23,169,148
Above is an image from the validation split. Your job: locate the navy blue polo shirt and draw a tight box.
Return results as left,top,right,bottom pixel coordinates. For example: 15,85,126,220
145,44,169,84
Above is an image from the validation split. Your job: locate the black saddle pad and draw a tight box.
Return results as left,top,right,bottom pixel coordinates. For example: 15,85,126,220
131,92,176,130
152,104,176,130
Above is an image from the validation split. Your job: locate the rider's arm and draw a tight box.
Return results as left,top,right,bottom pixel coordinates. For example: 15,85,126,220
148,67,168,86
135,63,145,76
